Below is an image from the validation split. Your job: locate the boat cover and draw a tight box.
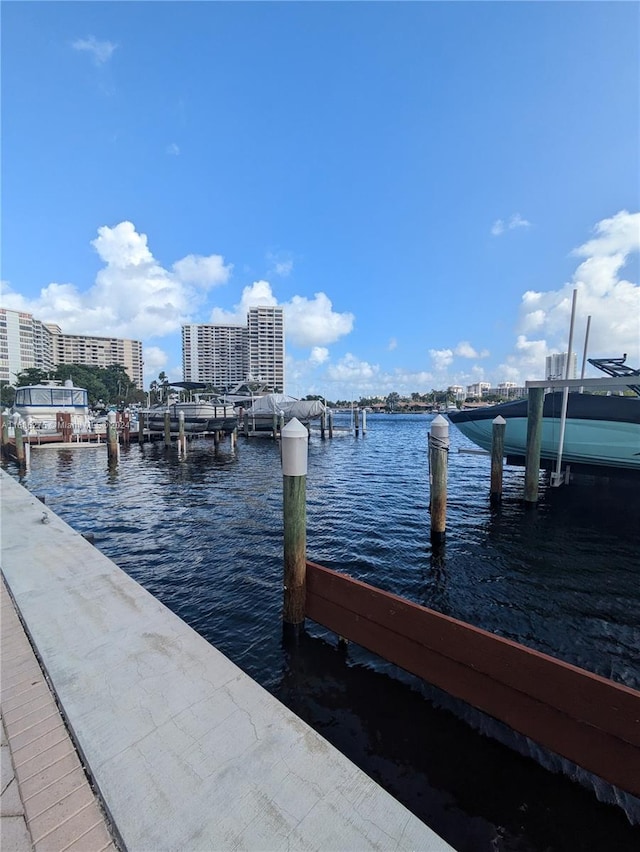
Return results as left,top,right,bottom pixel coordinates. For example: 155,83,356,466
245,394,326,419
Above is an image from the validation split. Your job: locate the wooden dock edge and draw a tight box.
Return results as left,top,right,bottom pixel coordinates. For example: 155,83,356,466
305,560,640,798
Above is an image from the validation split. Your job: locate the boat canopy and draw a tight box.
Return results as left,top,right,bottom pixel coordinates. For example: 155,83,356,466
245,394,326,419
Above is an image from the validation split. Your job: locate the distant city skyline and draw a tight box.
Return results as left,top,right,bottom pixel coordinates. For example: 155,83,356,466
1,2,638,395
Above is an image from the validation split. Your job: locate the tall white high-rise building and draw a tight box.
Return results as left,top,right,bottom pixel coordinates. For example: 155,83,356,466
182,324,248,388
182,306,285,393
247,306,285,392
545,352,577,380
0,308,36,384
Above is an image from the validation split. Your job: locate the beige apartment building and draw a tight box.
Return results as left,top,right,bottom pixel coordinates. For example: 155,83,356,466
0,308,143,388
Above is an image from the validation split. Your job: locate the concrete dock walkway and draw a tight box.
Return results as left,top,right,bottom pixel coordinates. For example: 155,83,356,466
0,470,451,851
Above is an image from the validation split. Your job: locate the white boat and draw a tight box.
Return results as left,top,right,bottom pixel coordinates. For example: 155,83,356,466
142,396,237,434
243,394,326,431
10,381,92,432
448,358,640,475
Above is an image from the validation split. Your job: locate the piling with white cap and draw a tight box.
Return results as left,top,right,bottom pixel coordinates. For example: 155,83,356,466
178,410,187,457
490,415,506,502
164,410,172,448
281,417,308,628
429,414,449,543
107,411,119,465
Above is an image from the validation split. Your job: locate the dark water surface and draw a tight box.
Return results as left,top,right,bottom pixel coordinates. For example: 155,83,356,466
5,414,640,851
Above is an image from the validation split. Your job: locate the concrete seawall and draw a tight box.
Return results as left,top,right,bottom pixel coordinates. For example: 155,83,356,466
0,470,451,851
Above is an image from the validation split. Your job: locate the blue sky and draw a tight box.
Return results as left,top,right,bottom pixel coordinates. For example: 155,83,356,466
2,1,638,396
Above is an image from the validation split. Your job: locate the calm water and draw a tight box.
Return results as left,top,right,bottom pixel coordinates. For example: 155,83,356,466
5,414,640,851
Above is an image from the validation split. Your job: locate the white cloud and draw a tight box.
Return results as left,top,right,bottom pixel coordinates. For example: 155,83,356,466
309,346,329,366
1,221,233,340
509,213,531,230
491,212,531,236
172,253,231,287
326,353,379,384
266,251,294,277
572,209,639,259
285,292,354,347
454,341,490,359
210,282,354,348
166,143,180,156
210,280,276,325
429,348,453,371
72,36,117,65
143,346,168,378
500,210,640,382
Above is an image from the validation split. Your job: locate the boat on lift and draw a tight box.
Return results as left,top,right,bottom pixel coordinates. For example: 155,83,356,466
141,382,237,434
447,357,640,475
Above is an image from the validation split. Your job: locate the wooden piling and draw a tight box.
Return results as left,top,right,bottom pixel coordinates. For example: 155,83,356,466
362,408,367,435
230,427,237,451
282,419,309,627
320,409,326,440
14,425,25,465
107,413,118,465
178,411,186,457
490,415,506,502
1,415,9,458
121,411,130,445
353,407,360,436
138,412,145,445
524,387,544,504
429,414,449,543
243,412,249,437
273,412,278,440
164,411,171,448
328,408,333,439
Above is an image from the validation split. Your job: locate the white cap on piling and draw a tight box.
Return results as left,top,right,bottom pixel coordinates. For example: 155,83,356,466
178,410,185,422
281,417,308,476
430,413,449,439
107,411,117,424
492,415,507,425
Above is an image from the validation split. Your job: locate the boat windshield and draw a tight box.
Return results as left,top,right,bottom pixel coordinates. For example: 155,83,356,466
15,387,88,407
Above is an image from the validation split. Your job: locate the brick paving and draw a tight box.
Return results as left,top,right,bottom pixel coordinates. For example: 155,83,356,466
1,578,117,852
